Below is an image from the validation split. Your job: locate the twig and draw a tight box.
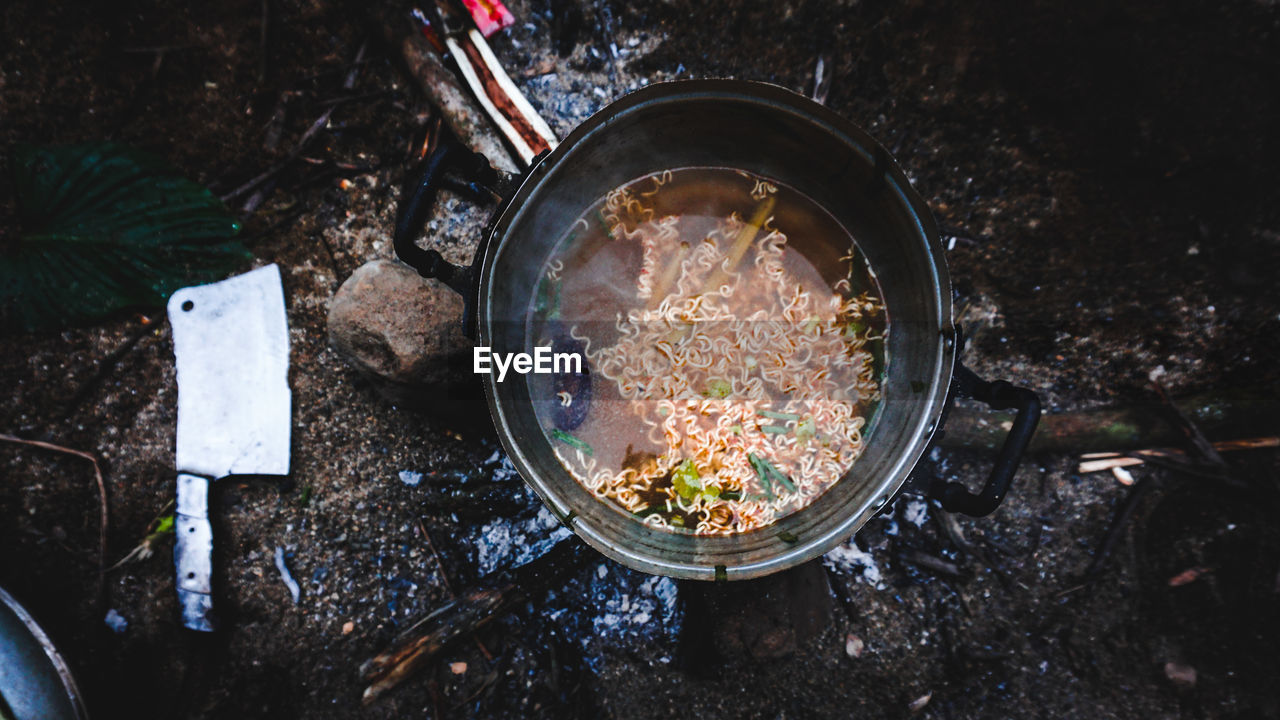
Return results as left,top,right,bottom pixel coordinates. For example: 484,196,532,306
941,383,1280,453
107,500,174,571
416,518,493,661
360,540,588,703
1152,381,1227,467
416,517,454,597
61,318,156,419
0,434,109,594
258,0,271,84
317,90,394,107
1078,437,1279,473
362,586,511,703
343,39,368,91
395,27,519,173
1084,477,1154,579
122,45,195,54
900,549,965,579
221,38,368,206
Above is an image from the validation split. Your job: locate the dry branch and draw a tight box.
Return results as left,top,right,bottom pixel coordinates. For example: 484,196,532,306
941,384,1280,454
1078,437,1279,474
360,539,589,703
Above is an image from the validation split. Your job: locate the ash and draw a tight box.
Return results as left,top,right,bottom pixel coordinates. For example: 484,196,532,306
823,537,886,590
468,452,683,671
472,502,572,576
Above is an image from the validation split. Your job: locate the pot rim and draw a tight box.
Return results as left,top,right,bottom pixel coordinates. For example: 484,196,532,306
477,79,956,580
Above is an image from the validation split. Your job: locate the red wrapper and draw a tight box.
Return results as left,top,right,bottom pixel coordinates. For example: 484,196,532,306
461,0,514,37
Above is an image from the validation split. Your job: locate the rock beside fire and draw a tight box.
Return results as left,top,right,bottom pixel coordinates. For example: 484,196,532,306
327,259,471,404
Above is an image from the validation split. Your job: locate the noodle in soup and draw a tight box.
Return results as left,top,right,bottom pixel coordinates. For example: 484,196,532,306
526,167,886,535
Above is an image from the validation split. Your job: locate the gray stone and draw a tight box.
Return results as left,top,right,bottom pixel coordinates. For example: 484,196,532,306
327,259,471,402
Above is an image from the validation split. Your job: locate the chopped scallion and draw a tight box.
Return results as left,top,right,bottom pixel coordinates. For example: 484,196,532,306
549,428,593,455
749,452,796,493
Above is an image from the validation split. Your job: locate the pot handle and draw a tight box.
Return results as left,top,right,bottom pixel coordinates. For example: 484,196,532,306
931,363,1042,516
394,135,504,334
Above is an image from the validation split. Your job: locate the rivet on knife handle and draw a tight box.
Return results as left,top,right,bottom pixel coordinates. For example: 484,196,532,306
175,472,217,631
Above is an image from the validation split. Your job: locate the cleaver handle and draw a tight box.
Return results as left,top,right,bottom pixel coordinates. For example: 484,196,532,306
175,473,217,632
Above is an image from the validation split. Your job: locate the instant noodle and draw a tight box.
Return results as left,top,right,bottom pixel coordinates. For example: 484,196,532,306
527,167,887,535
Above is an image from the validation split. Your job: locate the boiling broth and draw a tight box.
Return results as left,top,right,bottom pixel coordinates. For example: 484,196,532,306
526,167,887,535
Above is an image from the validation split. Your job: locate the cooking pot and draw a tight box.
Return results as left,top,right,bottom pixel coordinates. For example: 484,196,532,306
394,79,1040,581
0,586,89,720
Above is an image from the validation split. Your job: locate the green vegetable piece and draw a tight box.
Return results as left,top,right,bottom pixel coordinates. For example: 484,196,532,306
672,459,702,499
720,490,742,501
757,409,800,421
669,515,685,528
750,453,797,494
299,485,313,506
701,484,722,502
777,530,799,544
597,209,615,240
534,274,561,319
747,453,776,499
703,378,732,398
549,428,593,455
795,417,817,443
761,425,788,434
154,514,175,534
729,424,743,435
844,320,866,338
770,469,797,493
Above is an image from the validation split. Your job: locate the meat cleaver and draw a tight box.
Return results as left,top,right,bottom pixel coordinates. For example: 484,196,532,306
167,264,291,632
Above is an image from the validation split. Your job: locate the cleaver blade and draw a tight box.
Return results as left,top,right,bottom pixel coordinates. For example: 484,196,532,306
167,263,291,632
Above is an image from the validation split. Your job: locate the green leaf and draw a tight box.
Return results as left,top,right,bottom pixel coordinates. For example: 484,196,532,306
2,143,251,331
672,459,701,500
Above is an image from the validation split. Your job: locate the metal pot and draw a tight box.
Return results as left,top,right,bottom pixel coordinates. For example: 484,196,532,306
0,586,89,720
395,79,1040,581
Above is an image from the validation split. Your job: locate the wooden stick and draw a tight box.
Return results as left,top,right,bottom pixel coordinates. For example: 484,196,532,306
941,384,1280,454
360,539,589,703
399,31,519,173
1078,437,1278,474
414,517,491,660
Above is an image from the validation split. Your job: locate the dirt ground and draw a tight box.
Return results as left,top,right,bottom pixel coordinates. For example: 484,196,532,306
3,0,1279,718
